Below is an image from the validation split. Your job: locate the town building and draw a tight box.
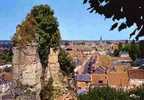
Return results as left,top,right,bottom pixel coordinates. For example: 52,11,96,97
128,69,144,89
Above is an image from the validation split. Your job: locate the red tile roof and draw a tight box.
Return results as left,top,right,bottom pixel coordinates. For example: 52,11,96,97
128,69,144,79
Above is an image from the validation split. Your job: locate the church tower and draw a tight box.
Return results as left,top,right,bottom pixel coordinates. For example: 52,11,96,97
99,35,103,44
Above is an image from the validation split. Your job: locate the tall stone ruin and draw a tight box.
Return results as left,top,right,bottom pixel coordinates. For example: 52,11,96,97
12,43,42,100
48,48,68,100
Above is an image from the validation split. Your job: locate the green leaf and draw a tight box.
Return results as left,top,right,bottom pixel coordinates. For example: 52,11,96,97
129,29,136,39
110,23,118,30
118,23,127,31
83,0,88,4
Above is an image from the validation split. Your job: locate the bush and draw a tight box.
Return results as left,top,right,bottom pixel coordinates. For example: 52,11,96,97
58,49,75,76
0,49,12,63
129,85,144,100
78,87,138,100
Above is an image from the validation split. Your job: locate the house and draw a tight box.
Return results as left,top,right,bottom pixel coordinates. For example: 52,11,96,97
75,74,91,94
75,74,91,84
90,63,129,89
128,69,144,88
107,72,129,89
93,66,107,74
91,74,108,86
91,71,129,89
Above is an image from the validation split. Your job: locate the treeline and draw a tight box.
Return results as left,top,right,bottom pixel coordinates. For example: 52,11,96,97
113,40,144,61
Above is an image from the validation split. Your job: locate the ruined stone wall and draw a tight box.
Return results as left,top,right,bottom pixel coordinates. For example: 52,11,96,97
48,48,68,100
12,44,76,100
12,43,42,100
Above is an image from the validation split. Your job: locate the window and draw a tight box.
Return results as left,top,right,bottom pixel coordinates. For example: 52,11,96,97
98,80,103,84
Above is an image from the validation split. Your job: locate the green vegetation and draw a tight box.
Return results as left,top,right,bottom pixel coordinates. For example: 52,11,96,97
0,49,13,63
113,49,120,57
84,0,144,40
12,4,61,69
130,85,144,100
78,86,144,100
13,4,75,75
78,87,130,100
40,77,53,100
139,41,144,58
112,41,144,61
12,15,37,46
120,41,142,61
97,55,112,67
29,5,61,69
58,49,75,76
12,5,70,100
128,42,140,61
11,5,77,99
113,43,123,57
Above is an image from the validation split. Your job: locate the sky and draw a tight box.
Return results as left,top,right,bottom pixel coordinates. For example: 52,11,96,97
0,0,135,40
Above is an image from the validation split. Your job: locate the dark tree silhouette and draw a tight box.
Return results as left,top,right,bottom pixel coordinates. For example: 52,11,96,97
84,0,144,40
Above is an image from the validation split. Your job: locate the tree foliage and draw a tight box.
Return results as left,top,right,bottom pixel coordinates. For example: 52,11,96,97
78,86,144,100
12,15,37,46
30,5,61,68
128,41,140,61
112,41,143,61
113,43,122,57
84,0,144,40
0,49,13,63
12,5,63,100
12,4,61,68
129,85,144,100
58,49,75,76
113,49,120,57
78,87,130,100
139,40,144,58
30,5,61,48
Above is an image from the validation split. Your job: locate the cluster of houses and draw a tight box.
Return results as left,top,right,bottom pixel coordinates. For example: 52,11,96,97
74,52,144,95
61,41,144,95
0,40,143,97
